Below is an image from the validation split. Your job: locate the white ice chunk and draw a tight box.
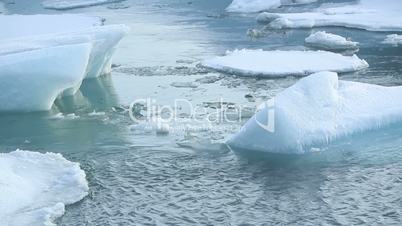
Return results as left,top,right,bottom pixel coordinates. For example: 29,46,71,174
382,34,402,46
0,150,88,226
202,49,368,77
227,71,402,154
258,0,402,32
226,0,317,13
0,43,91,112
43,0,122,10
305,31,359,50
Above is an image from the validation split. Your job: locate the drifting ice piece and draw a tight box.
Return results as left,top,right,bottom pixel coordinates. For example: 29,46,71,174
0,150,88,226
202,49,368,77
227,71,402,154
0,43,91,112
43,0,122,10
305,31,359,50
382,34,402,46
226,0,317,13
257,0,402,32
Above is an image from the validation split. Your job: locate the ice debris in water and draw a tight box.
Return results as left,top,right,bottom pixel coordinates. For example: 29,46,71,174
305,31,359,51
0,150,88,226
202,49,368,78
228,71,402,154
382,34,402,46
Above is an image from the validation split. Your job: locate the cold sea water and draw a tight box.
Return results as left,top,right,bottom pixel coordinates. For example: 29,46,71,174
2,0,402,225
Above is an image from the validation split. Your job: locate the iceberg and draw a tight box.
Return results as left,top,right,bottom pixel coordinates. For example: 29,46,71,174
257,0,402,32
0,43,91,112
0,150,88,226
227,71,402,154
202,49,368,78
305,31,359,50
42,0,123,10
0,14,129,111
382,34,402,46
226,0,317,13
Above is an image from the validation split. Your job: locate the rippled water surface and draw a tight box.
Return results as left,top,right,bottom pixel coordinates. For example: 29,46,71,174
2,0,402,225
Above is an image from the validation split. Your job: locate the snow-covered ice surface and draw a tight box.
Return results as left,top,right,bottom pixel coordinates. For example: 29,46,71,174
228,71,402,154
202,49,368,77
305,31,358,50
0,150,88,226
226,0,317,13
0,43,91,112
43,0,123,10
257,0,402,32
382,34,402,46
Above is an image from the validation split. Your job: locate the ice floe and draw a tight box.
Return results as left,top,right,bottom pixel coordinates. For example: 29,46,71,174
0,150,88,226
227,71,402,154
202,49,368,77
382,34,402,46
42,0,122,10
305,31,359,50
226,0,317,13
0,14,129,111
257,0,402,32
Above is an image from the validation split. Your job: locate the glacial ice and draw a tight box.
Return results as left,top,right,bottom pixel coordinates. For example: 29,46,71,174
0,150,88,226
226,0,317,13
0,43,91,112
382,34,402,46
202,49,368,77
42,0,122,10
227,71,402,154
305,31,358,50
257,0,402,32
0,14,128,111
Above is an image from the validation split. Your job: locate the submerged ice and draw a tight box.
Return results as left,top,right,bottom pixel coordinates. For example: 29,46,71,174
0,14,128,112
202,49,368,77
0,150,88,226
228,71,402,154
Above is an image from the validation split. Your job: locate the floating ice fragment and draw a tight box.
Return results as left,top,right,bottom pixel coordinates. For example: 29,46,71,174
0,150,88,226
202,49,368,78
228,71,402,154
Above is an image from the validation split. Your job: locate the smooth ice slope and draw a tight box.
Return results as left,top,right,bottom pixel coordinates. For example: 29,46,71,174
0,150,88,226
227,71,402,154
305,31,358,50
382,34,402,46
202,49,368,77
257,0,402,32
43,0,122,10
226,0,317,13
0,43,91,112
